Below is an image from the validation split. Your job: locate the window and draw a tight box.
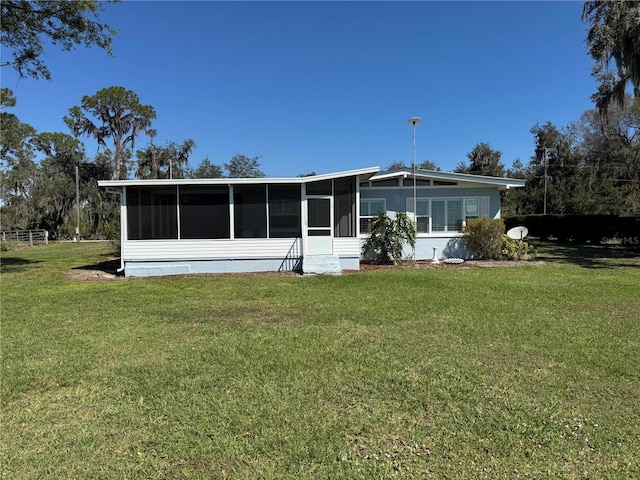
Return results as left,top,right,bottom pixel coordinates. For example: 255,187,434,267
465,197,479,221
268,185,301,238
127,186,177,240
234,185,266,238
416,198,430,233
402,178,431,187
370,179,398,187
179,186,230,239
431,199,463,232
480,196,491,218
360,198,385,233
433,180,457,186
306,180,332,195
308,197,331,233
334,177,356,237
406,197,430,233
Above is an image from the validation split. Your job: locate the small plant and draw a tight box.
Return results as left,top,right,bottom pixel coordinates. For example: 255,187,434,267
1,241,28,252
102,218,121,254
362,211,416,265
501,234,536,260
463,218,504,259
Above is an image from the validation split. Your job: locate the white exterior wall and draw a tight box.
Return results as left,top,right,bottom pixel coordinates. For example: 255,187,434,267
333,237,362,270
99,169,522,275
359,184,504,260
123,238,300,261
123,238,302,276
122,237,363,276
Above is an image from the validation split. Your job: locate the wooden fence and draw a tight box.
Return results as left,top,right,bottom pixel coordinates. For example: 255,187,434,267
1,229,49,246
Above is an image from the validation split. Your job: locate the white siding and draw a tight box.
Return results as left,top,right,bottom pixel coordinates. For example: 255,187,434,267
123,238,300,261
333,238,361,256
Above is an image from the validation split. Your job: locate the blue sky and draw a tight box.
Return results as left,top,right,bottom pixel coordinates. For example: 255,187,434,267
2,1,597,176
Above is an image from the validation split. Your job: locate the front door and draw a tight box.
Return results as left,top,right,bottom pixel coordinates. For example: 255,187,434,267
306,196,333,255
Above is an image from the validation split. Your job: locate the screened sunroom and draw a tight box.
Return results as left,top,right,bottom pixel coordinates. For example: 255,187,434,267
99,168,377,276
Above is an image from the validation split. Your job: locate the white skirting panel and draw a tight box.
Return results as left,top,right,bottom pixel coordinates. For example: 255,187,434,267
125,258,295,277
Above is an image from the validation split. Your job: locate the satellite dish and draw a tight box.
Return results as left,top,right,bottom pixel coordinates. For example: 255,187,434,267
507,226,529,240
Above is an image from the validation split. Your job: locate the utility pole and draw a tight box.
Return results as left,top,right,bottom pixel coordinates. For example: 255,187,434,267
75,161,80,240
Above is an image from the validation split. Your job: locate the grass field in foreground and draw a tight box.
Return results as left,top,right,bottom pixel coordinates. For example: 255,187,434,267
1,242,639,479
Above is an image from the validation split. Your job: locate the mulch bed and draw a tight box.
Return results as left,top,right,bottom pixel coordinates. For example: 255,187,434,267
358,259,544,271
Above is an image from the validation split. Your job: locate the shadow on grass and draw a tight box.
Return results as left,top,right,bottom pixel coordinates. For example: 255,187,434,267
535,241,640,269
72,257,122,276
0,257,42,273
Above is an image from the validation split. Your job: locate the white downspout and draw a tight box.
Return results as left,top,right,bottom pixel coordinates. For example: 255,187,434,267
117,187,126,273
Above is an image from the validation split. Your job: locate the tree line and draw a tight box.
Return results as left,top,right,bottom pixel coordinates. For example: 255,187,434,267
0,85,265,237
392,95,640,218
1,0,639,238
463,95,640,217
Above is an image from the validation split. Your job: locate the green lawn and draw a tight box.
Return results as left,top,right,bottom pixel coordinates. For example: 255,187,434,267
1,242,639,479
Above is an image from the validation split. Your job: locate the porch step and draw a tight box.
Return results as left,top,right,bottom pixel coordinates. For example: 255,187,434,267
302,255,342,275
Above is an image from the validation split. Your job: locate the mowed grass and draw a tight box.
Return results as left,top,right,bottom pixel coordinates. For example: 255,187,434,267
1,242,639,479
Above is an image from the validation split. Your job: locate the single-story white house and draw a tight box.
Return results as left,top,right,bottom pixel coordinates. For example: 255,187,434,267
98,167,525,276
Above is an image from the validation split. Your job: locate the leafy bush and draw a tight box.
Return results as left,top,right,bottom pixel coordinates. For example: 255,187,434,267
463,218,504,259
0,241,30,252
102,218,121,253
501,235,536,260
362,211,416,265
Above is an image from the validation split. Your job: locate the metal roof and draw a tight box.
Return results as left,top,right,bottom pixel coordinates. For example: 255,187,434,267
367,168,526,189
98,166,525,189
98,166,380,188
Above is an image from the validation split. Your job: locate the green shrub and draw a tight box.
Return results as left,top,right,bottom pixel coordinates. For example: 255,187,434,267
463,218,504,259
362,211,416,265
501,235,536,260
102,218,121,254
0,241,29,252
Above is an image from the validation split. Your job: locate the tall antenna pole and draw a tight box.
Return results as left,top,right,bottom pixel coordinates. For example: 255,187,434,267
408,118,421,218
408,116,421,258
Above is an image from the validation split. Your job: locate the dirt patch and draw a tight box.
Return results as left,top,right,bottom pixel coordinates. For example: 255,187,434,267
66,258,124,282
66,258,545,281
450,259,546,268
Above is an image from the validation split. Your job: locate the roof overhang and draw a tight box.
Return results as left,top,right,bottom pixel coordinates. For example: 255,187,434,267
367,168,526,189
98,166,380,189
98,167,525,190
